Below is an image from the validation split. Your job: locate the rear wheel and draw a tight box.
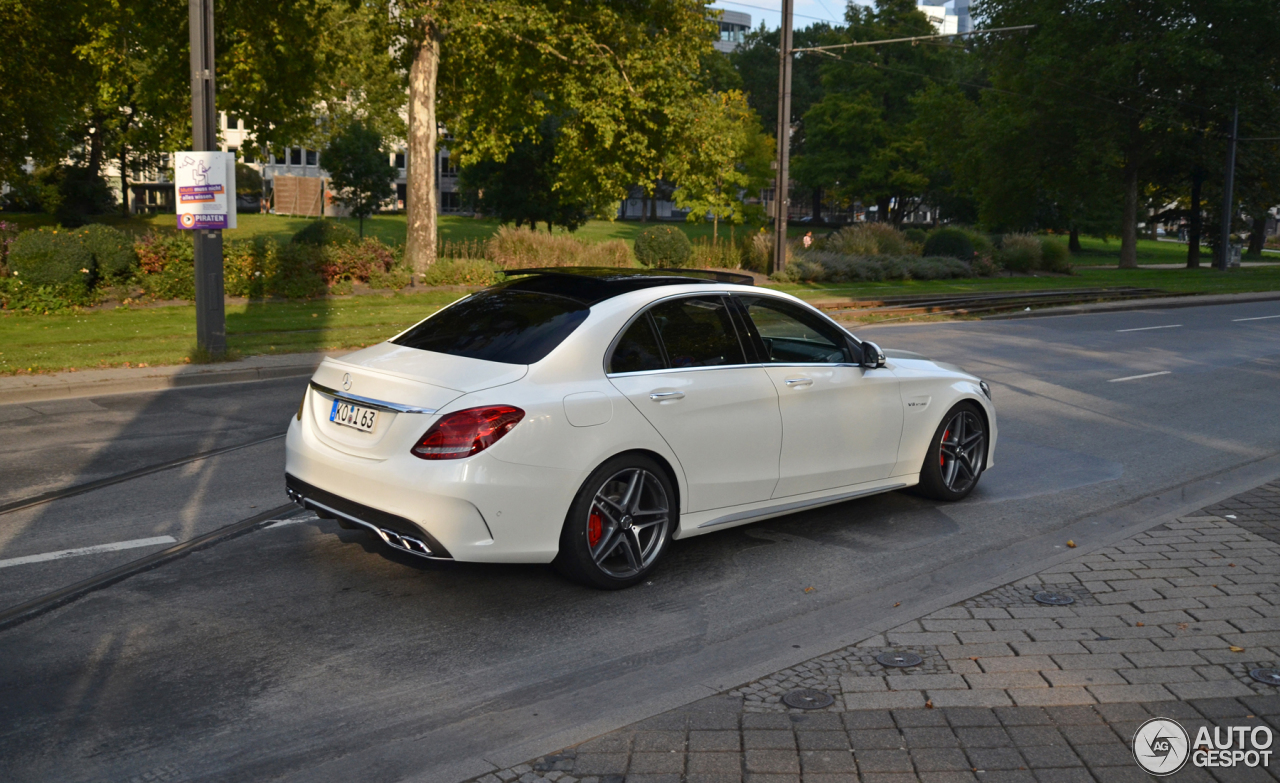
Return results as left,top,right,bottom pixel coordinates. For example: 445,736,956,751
914,402,986,501
554,455,676,589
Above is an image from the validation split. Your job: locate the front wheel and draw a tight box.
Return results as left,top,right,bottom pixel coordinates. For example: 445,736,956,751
553,455,677,589
914,402,987,501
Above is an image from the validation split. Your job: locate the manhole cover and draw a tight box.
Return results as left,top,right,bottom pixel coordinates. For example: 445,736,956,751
1033,591,1076,606
782,688,835,709
1249,668,1280,686
876,651,924,668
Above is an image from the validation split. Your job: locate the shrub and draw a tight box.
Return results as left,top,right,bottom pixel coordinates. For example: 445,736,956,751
964,228,995,259
80,224,137,281
0,277,97,312
134,232,194,299
772,253,971,284
743,231,793,273
439,237,487,261
292,219,359,247
320,238,397,285
420,258,503,287
634,225,692,268
996,233,1042,273
823,223,917,256
8,228,95,290
689,237,742,269
486,226,633,269
903,227,929,245
1039,236,1072,273
923,227,975,261
223,238,326,299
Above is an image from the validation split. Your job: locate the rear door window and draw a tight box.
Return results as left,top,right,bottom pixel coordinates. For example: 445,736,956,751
609,315,666,374
392,289,588,365
647,296,746,369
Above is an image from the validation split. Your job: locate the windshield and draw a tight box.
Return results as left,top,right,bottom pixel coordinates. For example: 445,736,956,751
391,289,589,365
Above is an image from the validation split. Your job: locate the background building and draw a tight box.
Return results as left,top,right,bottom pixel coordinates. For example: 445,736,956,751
713,9,752,53
918,0,971,35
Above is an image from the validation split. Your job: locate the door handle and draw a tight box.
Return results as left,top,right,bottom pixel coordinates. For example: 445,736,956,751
649,391,685,401
784,378,813,388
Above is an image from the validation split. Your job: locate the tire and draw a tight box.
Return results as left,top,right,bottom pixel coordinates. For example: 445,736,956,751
914,401,987,502
553,454,678,589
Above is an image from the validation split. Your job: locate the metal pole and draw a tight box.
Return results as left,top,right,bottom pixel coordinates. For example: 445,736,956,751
189,0,226,356
771,0,794,275
1217,104,1239,271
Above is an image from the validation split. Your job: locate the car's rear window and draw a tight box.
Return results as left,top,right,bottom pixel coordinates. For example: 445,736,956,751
391,289,589,364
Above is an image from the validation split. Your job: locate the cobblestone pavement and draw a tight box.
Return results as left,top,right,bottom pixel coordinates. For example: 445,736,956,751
468,481,1280,783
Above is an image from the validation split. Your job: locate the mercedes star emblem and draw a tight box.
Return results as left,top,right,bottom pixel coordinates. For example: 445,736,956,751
342,373,352,391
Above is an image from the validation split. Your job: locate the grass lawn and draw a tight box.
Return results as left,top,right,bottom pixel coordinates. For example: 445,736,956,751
0,290,465,375
6,263,1279,376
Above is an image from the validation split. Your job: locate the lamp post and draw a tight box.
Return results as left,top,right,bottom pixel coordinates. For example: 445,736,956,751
771,0,794,275
189,0,226,356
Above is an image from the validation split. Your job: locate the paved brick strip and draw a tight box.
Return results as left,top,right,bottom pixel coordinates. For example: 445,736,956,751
467,481,1280,783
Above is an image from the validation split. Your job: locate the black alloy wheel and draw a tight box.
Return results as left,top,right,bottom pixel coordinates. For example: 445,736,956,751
914,402,986,501
555,454,676,589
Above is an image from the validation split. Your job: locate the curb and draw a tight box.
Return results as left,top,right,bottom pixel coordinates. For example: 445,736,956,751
983,290,1280,320
0,350,352,406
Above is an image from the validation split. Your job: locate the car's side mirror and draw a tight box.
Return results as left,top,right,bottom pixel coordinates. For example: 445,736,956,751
859,341,886,369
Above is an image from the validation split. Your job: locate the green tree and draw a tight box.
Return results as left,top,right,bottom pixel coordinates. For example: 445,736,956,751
460,115,592,232
669,91,770,240
392,0,716,273
322,120,396,237
792,0,951,225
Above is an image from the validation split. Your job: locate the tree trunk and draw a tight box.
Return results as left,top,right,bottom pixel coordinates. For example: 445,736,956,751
649,184,658,221
86,114,105,177
1069,227,1081,253
876,196,890,223
1248,212,1267,257
812,187,821,221
1186,171,1203,268
713,213,718,243
405,19,442,275
1119,159,1139,268
119,146,129,218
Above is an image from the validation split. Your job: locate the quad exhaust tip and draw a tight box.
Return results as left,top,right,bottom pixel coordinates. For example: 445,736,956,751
287,488,445,560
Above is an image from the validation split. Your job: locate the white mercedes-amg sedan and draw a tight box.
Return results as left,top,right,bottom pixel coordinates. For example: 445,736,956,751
285,268,996,588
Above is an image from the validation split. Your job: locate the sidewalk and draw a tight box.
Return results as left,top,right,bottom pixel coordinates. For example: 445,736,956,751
0,350,352,405
473,480,1280,783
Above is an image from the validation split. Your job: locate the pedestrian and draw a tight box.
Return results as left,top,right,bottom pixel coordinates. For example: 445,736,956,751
803,231,813,249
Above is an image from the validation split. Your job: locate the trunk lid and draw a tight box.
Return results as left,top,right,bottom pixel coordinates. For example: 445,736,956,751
308,344,528,459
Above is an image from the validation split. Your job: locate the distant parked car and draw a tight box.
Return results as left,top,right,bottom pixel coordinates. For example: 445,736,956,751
285,268,997,588
235,194,261,214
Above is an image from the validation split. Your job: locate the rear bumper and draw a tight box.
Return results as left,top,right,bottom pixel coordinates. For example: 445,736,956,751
286,474,453,560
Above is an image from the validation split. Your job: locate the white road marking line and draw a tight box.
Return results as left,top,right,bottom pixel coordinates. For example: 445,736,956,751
267,512,319,529
1108,371,1172,383
1233,314,1280,322
1116,324,1182,332
0,536,177,570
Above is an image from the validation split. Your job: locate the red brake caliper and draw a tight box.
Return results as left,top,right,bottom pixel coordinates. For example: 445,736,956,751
941,429,950,466
588,510,603,547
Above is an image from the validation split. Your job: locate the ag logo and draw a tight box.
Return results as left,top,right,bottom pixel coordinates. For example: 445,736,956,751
1133,717,1190,775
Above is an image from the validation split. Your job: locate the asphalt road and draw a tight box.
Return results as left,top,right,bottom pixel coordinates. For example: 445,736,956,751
1,300,1278,783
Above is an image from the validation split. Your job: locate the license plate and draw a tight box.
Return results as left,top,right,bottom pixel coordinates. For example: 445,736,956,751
330,400,378,433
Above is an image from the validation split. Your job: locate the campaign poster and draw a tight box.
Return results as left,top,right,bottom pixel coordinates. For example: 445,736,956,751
175,151,237,230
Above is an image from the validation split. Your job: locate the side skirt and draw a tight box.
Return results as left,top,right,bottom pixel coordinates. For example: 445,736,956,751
673,475,920,540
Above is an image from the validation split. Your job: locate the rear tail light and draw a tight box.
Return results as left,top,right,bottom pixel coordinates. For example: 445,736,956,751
410,405,524,460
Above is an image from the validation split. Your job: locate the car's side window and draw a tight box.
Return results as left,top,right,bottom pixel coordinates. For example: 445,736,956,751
739,297,850,364
609,314,666,374
648,296,746,369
